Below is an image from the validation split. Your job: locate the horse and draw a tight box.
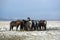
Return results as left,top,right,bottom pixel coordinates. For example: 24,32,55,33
20,20,28,31
30,20,39,30
10,20,21,31
27,20,32,31
39,20,47,30
22,20,32,31
36,20,40,30
20,20,24,31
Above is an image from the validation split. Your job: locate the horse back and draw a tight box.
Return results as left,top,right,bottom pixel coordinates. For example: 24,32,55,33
39,20,47,26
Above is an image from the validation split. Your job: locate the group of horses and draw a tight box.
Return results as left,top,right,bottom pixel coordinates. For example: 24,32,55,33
10,18,47,31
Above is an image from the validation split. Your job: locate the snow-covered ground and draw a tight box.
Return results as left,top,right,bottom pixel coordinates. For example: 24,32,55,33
0,21,60,40
0,30,60,40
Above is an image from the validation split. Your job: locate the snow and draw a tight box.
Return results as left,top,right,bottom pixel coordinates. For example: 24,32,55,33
0,21,60,40
0,31,60,40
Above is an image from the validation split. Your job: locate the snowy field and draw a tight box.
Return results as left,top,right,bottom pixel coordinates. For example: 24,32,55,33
0,21,60,40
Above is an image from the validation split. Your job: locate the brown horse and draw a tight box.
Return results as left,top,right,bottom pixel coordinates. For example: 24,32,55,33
39,20,47,30
10,20,21,31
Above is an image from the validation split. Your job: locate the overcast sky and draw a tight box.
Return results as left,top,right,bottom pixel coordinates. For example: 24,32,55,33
0,0,60,20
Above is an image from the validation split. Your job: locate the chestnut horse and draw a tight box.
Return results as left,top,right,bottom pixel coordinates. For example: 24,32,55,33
10,20,21,31
39,20,47,30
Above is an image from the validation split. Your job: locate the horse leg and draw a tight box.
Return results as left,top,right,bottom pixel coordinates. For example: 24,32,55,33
11,26,13,31
9,26,13,31
30,26,33,31
10,26,12,31
44,25,46,30
26,26,29,31
34,27,36,30
16,26,18,31
20,25,23,30
28,25,31,31
34,26,36,30
24,26,26,30
24,26,27,31
35,25,38,30
39,26,41,30
36,23,38,30
25,27,28,31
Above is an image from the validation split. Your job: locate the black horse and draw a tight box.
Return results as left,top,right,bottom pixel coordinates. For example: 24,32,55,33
30,20,39,30
20,20,28,31
39,20,47,30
